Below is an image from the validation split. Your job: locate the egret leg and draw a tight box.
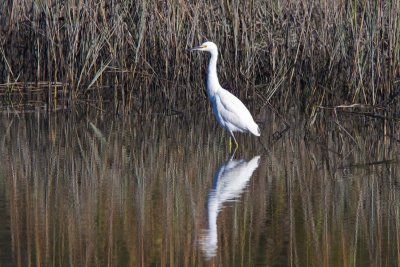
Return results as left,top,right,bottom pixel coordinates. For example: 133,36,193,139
231,134,238,149
229,142,238,157
228,130,238,153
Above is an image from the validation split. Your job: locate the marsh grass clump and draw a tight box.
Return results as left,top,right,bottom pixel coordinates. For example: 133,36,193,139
0,0,399,114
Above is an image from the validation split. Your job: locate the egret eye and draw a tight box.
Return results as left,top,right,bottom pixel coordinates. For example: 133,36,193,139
203,45,208,48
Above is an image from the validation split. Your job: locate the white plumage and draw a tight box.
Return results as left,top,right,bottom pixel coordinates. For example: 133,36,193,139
190,41,260,148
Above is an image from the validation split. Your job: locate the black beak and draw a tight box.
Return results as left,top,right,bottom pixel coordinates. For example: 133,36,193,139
189,46,202,52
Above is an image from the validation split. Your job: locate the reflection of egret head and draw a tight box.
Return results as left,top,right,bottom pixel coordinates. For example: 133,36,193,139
200,155,261,260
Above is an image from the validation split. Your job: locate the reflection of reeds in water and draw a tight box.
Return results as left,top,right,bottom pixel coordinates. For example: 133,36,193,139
0,113,399,266
0,113,243,266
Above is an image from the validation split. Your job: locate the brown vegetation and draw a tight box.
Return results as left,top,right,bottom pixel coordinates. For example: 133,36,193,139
0,0,399,114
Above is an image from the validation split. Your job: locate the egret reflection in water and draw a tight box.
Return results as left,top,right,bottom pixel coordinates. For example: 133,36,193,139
200,154,261,260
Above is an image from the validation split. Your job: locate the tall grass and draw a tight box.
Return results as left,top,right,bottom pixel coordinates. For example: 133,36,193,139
0,0,399,113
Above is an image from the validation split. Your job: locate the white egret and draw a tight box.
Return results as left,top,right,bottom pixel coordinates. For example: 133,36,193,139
190,41,260,149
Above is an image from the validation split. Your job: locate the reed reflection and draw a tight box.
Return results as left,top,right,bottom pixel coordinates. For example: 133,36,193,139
1,112,400,266
200,153,261,260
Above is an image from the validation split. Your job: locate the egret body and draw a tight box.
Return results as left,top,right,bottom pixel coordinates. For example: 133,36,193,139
190,41,260,149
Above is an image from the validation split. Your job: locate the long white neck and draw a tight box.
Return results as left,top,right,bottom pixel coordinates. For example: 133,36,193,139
207,51,220,98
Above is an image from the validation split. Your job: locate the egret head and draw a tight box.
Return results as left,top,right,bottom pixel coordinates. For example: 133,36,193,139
190,41,218,55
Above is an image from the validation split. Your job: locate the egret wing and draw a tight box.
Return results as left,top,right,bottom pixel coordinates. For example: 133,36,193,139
214,89,256,132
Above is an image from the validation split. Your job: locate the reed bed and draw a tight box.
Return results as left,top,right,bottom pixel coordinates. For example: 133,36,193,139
0,0,399,114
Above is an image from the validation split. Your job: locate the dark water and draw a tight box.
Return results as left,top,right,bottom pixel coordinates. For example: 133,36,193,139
0,111,399,266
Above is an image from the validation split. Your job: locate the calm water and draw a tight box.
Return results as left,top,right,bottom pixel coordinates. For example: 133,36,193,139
0,111,399,266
